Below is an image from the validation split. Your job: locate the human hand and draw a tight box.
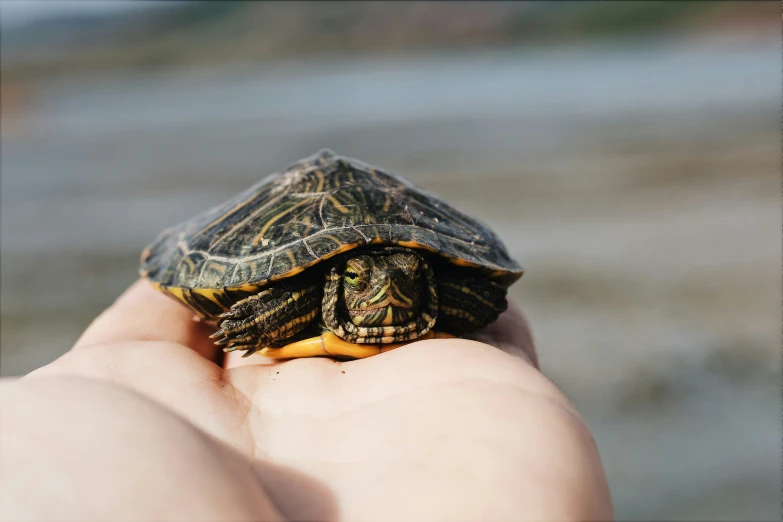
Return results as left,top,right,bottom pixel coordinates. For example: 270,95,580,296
1,280,613,522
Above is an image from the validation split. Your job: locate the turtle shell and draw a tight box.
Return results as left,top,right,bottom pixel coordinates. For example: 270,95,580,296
141,150,523,294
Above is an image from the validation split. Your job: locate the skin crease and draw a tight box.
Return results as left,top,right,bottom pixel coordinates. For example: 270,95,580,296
0,280,613,522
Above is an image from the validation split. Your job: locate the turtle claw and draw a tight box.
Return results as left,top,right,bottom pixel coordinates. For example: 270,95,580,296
211,317,257,349
209,328,226,339
221,341,258,355
218,309,242,320
210,284,319,356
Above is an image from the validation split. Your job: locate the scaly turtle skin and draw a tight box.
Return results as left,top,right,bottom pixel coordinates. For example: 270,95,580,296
140,150,523,359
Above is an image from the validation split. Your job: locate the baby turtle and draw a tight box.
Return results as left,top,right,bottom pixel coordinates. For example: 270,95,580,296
140,150,523,358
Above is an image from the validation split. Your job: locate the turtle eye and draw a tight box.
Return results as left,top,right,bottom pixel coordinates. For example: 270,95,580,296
344,269,360,287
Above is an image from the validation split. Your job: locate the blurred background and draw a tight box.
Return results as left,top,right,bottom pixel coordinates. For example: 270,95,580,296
1,1,779,519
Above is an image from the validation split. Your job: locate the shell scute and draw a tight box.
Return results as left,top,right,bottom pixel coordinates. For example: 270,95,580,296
141,150,522,290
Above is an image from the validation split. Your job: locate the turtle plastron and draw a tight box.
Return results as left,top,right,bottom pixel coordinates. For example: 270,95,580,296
257,330,456,359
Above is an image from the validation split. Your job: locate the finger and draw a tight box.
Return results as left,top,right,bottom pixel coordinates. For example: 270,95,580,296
73,279,220,361
467,301,539,368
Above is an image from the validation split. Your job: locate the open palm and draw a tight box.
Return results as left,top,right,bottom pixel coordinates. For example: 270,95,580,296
2,280,612,522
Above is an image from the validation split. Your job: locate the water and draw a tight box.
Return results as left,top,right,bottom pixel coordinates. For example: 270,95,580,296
14,39,776,136
1,36,780,520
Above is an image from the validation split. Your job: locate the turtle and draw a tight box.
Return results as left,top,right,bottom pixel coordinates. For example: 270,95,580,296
140,149,523,359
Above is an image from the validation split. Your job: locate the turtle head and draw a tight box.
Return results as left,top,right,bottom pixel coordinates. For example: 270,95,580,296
342,252,423,327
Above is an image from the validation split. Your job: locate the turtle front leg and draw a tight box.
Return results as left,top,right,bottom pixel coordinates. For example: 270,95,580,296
436,267,508,335
210,280,321,356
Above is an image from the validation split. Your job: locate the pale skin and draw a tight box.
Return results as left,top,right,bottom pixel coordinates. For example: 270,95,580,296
0,280,613,522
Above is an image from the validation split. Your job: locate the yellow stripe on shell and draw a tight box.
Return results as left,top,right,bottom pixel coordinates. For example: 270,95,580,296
222,242,360,293
326,195,351,214
251,198,312,246
193,288,225,306
140,246,152,264
394,240,439,253
387,240,506,271
313,170,325,193
163,285,187,302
